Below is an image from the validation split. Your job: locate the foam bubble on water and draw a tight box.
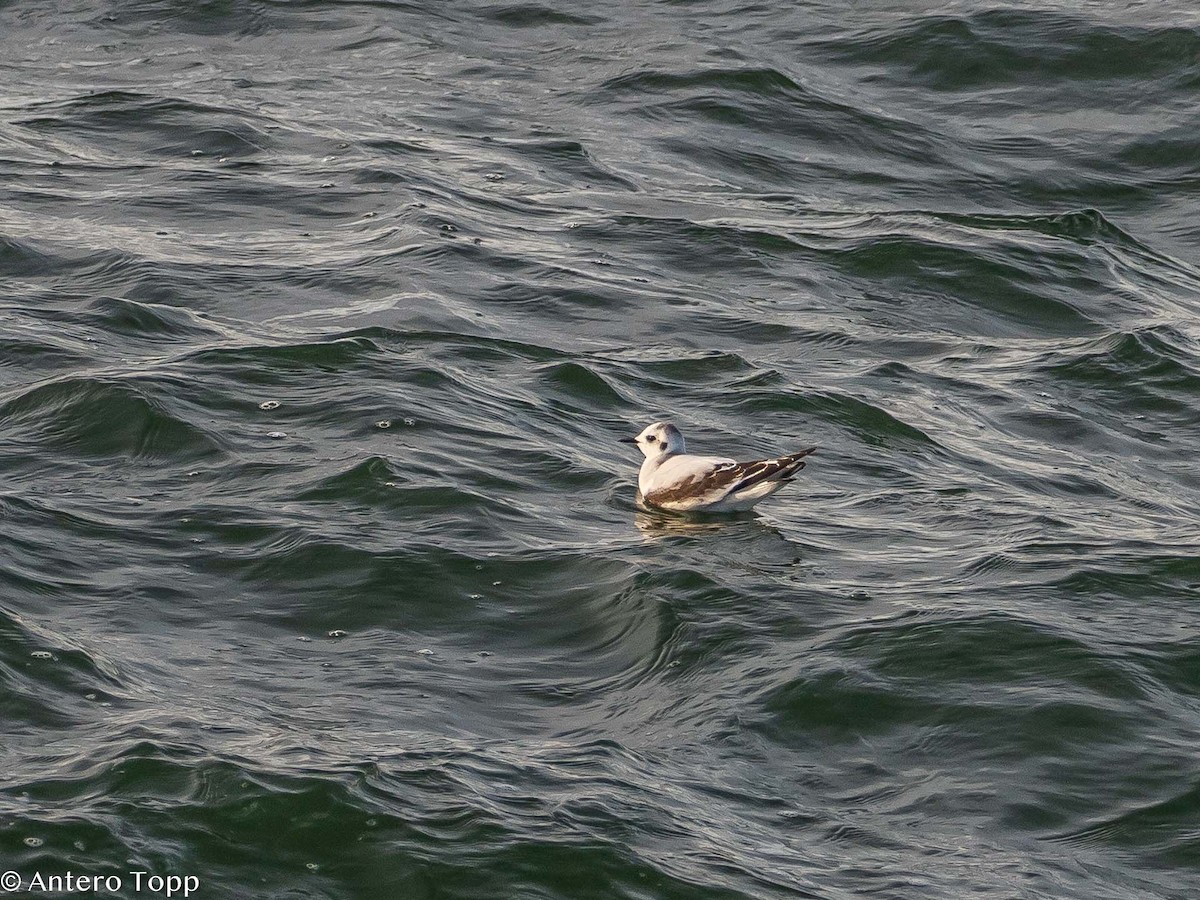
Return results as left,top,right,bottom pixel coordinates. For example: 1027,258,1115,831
306,863,319,871
30,651,52,659
327,630,347,638
259,400,280,410
267,431,287,439
403,418,416,426
417,648,434,656
24,836,43,847
375,420,391,429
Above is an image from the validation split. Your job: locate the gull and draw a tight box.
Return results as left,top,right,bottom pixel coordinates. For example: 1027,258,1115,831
621,421,816,513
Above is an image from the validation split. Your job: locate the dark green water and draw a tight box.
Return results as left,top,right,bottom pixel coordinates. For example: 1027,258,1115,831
2,2,1199,898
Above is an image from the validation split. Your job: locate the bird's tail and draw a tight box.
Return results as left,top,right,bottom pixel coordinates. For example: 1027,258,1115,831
776,447,817,480
729,447,817,493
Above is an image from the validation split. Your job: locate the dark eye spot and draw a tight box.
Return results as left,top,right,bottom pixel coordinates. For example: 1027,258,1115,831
646,435,656,443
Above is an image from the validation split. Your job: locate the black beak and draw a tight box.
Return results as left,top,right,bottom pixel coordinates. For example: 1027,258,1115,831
619,437,638,444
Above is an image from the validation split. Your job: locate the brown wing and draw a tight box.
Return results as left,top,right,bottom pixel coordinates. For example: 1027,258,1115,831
643,461,743,507
725,448,817,494
644,448,817,508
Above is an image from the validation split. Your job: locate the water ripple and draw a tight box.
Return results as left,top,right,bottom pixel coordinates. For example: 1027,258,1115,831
3,1,1200,897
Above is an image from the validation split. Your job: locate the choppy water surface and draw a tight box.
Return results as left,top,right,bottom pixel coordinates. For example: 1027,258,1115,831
2,2,1199,897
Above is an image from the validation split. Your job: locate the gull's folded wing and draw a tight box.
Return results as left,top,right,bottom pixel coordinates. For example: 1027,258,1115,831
645,448,816,508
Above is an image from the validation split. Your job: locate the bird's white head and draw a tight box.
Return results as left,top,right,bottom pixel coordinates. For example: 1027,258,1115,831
622,421,686,460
